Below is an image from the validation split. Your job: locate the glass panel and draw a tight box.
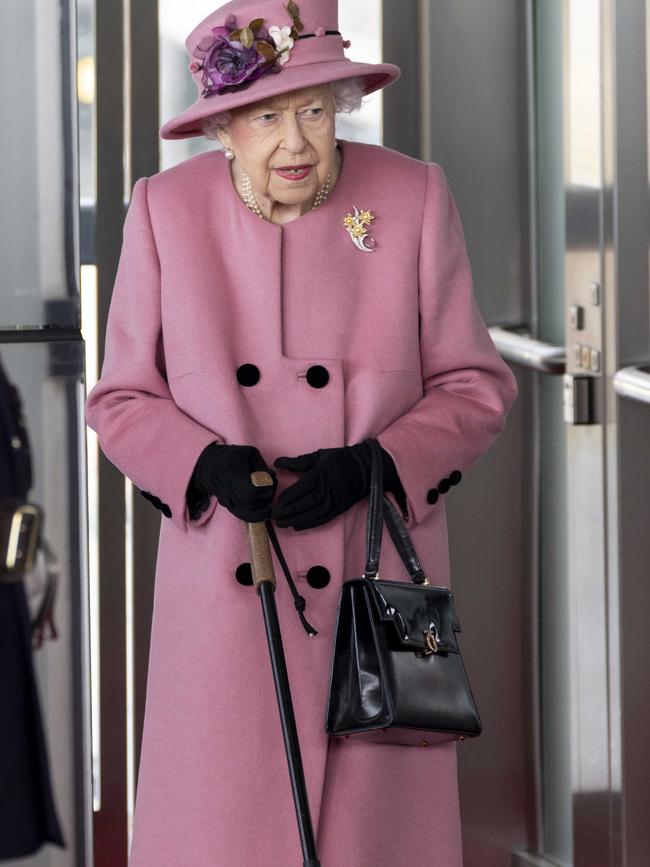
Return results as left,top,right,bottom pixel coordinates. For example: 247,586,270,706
159,0,383,170
332,3,383,144
0,0,79,329
78,0,96,205
535,0,572,862
567,0,601,189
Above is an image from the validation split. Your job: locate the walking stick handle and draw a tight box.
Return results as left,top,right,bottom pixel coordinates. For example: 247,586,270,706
246,470,276,593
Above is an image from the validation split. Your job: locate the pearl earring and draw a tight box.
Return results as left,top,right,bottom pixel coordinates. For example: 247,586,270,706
225,147,235,160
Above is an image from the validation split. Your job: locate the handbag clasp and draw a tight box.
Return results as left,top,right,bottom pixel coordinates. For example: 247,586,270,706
415,623,440,656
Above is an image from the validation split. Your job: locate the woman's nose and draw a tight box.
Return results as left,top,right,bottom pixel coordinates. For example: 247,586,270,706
280,115,308,152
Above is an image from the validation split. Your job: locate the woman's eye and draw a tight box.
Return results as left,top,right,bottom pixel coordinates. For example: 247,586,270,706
255,108,322,122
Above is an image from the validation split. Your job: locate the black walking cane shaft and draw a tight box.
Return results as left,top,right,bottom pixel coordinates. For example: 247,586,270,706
247,470,321,867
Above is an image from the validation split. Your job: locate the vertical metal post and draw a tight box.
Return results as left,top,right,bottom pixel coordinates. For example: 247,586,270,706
94,0,160,862
94,0,127,861
127,0,160,830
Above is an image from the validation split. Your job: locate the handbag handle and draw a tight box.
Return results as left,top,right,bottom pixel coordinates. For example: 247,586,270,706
382,494,428,585
363,436,384,578
362,438,428,585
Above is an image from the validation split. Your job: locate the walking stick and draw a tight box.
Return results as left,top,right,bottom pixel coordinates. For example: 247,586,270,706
246,469,321,867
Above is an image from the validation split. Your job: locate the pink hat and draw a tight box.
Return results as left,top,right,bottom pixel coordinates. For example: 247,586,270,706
159,0,401,140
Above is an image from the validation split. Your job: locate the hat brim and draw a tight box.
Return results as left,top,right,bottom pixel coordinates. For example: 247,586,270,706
159,59,401,140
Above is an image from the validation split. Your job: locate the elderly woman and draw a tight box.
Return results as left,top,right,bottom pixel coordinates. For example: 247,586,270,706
85,0,519,864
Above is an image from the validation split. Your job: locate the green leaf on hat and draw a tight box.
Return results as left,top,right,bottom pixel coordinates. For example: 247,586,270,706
256,41,278,60
284,0,304,32
239,25,254,48
249,18,264,33
228,28,242,41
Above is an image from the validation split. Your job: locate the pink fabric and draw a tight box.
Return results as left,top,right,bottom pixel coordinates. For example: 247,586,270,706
85,137,518,866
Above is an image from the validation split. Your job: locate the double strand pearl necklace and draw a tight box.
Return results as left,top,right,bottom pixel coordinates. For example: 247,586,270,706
238,153,337,220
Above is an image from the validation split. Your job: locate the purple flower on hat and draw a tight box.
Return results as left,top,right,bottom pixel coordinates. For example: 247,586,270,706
190,2,305,97
200,27,269,92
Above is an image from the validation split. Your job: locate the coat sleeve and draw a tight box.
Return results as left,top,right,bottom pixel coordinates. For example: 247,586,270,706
84,176,224,535
376,162,519,529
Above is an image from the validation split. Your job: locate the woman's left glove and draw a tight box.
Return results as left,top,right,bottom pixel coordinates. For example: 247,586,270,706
270,442,403,531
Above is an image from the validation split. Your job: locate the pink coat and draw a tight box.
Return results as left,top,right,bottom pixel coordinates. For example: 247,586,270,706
85,137,518,866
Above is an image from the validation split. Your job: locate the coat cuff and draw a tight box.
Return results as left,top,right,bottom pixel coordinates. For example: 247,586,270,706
184,493,218,527
94,413,223,535
376,387,516,529
185,473,218,526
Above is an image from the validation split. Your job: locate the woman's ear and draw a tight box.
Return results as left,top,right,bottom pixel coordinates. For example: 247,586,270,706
216,130,232,151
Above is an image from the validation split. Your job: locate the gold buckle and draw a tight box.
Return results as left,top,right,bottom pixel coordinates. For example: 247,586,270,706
415,625,440,656
424,628,439,653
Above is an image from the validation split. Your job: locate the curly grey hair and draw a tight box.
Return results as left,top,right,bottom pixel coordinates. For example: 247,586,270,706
200,75,366,146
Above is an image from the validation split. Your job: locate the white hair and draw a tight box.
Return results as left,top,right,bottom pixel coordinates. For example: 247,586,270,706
200,75,366,146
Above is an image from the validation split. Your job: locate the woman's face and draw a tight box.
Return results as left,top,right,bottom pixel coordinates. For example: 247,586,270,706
216,83,338,210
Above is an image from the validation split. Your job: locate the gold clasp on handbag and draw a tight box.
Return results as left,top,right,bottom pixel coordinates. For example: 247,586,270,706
415,623,440,656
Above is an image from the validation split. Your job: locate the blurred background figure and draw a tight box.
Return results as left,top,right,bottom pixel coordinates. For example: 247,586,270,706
0,358,65,859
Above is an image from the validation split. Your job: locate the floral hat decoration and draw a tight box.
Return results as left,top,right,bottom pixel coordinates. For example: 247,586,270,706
160,0,401,140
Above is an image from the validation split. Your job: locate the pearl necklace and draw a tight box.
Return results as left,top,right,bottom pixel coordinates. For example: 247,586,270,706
239,160,335,220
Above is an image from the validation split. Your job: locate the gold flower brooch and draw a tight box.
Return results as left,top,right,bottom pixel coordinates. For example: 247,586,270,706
342,207,376,251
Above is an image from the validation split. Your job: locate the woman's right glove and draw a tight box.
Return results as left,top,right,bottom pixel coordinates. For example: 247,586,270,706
187,443,277,522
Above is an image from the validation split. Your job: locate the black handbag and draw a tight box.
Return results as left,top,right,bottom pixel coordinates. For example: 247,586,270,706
324,437,482,747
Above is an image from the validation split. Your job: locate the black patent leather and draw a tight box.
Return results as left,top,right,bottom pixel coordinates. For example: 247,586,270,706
325,577,482,744
364,438,427,585
325,437,482,746
382,494,427,584
367,580,459,652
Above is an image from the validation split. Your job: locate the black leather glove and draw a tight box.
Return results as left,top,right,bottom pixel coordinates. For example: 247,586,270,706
270,441,406,531
187,443,278,523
